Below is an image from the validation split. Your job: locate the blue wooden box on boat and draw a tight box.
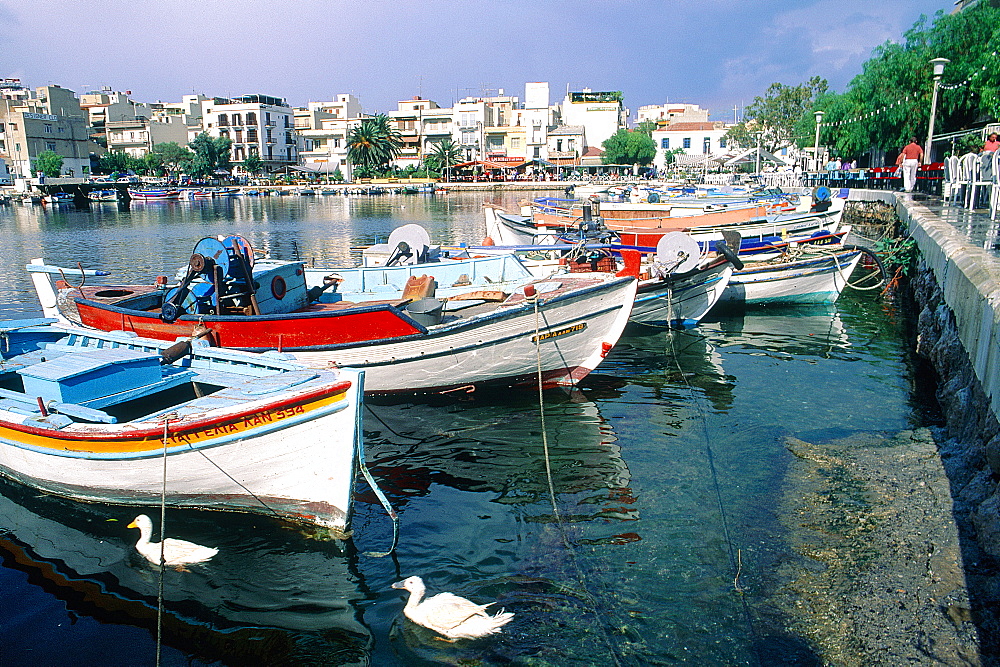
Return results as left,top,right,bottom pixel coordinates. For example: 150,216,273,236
18,348,163,407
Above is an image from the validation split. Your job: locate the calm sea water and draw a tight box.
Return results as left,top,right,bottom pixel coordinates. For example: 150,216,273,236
0,192,926,665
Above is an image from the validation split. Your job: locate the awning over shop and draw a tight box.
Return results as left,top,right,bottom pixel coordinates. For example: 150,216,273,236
452,160,527,170
723,147,788,167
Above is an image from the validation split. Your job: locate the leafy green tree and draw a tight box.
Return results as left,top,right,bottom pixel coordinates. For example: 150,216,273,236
242,153,264,179
347,115,402,177
152,142,194,176
99,150,140,174
601,129,656,166
188,133,233,178
426,137,461,180
635,120,658,136
810,3,1000,161
32,150,64,178
726,77,828,153
139,152,164,176
331,167,344,182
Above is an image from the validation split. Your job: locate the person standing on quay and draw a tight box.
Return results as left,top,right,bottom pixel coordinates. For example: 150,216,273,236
899,137,924,192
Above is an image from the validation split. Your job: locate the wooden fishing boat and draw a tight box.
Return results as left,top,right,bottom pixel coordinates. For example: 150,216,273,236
87,189,119,202
127,188,180,200
0,319,365,533
715,246,881,306
28,235,638,395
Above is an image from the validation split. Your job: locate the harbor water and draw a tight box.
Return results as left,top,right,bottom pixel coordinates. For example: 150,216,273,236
0,192,957,665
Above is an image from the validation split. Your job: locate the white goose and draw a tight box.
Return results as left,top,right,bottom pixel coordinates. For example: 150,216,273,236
127,514,218,567
392,575,514,640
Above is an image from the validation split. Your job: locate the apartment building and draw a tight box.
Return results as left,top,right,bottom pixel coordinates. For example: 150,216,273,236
0,82,94,178
202,94,296,170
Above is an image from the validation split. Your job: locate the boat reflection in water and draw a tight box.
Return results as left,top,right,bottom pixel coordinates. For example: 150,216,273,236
363,392,635,528
0,476,372,665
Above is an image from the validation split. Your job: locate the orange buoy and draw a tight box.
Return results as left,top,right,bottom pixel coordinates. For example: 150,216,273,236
481,236,495,246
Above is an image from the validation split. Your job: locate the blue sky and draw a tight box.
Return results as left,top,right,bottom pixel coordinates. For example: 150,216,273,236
0,0,953,120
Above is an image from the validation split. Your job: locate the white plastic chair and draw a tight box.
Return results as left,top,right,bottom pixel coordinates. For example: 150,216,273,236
962,152,992,209
942,155,962,204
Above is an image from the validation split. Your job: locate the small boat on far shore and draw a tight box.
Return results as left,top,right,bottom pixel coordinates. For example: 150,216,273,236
128,188,180,200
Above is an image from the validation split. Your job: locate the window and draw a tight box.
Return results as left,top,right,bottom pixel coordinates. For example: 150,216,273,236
44,124,52,133
511,137,521,149
233,113,242,125
333,137,341,148
46,142,56,151
218,114,228,126
58,127,64,133
661,138,669,149
683,137,691,149
247,112,257,125
719,137,726,148
460,129,476,144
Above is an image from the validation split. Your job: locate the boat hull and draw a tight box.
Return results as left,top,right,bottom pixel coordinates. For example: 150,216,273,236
717,250,864,306
631,262,733,327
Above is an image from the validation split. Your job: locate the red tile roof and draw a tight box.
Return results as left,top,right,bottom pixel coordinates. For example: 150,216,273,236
663,122,719,131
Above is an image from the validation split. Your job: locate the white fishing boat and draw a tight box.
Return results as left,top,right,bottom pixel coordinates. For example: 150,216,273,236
28,234,638,395
0,319,366,534
716,246,881,306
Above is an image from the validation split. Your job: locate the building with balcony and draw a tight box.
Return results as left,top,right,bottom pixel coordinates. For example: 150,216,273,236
202,94,296,173
546,125,585,166
0,83,94,178
79,88,153,147
106,116,189,158
389,96,444,168
151,94,215,143
295,95,366,179
559,89,627,151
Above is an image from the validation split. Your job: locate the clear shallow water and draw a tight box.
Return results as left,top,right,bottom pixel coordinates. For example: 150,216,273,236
0,193,928,665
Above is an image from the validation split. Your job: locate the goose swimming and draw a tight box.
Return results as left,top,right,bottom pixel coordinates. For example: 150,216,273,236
392,575,513,640
127,514,218,567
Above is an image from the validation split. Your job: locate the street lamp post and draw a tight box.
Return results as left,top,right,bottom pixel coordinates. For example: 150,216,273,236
924,57,950,162
813,110,825,172
754,132,762,175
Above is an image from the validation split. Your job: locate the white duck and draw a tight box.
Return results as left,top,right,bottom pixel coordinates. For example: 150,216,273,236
127,514,218,567
392,575,513,640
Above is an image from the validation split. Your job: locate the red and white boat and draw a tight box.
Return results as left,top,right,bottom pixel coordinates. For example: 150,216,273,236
28,235,637,395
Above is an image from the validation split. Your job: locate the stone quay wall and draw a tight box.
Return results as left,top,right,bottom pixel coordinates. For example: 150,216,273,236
895,195,1000,558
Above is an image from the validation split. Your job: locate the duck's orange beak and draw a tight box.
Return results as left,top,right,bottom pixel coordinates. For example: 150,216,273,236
127,520,138,529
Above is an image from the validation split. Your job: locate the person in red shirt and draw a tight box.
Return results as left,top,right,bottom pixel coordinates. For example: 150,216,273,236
984,133,1000,153
899,138,924,192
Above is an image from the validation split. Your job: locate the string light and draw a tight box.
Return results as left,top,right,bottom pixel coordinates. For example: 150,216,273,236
818,96,915,128
939,50,998,90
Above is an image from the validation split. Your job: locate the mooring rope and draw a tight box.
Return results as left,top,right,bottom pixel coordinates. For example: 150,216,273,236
155,413,176,667
529,291,624,667
663,329,762,665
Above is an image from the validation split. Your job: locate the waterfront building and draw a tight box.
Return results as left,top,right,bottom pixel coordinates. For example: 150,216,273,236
202,94,296,174
151,94,214,144
0,83,94,178
520,82,553,162
105,116,189,158
388,96,444,168
651,120,732,169
559,88,628,151
79,89,153,147
636,102,709,127
546,125,586,167
295,95,366,179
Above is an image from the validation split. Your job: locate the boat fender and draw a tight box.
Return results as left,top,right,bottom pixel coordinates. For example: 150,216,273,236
647,192,660,203
271,275,287,300
482,236,495,246
716,242,744,270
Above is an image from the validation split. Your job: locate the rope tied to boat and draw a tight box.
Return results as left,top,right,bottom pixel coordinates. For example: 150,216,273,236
355,371,399,558
155,411,178,667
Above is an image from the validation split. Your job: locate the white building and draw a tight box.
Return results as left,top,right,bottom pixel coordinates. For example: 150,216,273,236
636,102,709,127
651,121,732,169
295,95,365,178
151,94,213,143
559,89,627,151
106,116,189,158
202,94,296,172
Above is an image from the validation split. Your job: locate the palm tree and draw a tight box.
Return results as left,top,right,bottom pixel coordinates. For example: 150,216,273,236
427,138,462,182
347,114,402,178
